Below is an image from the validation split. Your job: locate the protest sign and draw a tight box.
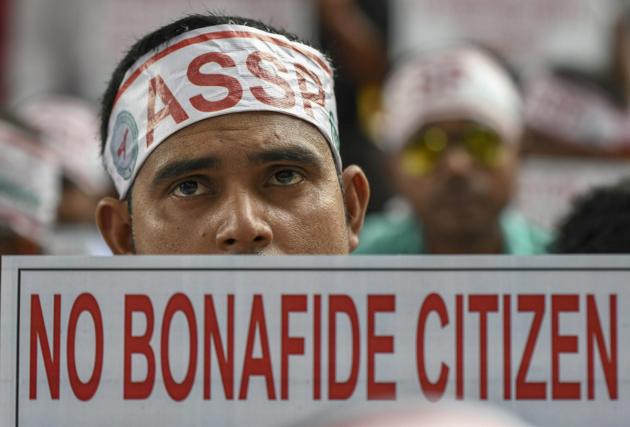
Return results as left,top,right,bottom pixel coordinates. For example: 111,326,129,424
1,256,627,426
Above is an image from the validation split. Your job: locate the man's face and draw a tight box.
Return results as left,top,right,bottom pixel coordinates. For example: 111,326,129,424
393,119,518,238
97,112,368,254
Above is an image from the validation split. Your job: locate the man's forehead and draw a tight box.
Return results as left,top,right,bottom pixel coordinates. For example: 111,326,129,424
172,111,325,139
141,112,334,175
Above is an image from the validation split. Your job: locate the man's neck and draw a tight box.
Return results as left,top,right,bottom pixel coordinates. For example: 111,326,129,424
423,223,504,254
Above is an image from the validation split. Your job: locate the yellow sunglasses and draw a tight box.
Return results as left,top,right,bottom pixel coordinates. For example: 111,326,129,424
400,124,505,176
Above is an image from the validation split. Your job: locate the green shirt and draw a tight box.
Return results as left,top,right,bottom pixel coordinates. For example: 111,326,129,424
355,211,550,254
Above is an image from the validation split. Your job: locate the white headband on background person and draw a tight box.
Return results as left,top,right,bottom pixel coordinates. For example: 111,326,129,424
104,24,340,199
0,121,60,243
380,46,523,151
19,95,111,196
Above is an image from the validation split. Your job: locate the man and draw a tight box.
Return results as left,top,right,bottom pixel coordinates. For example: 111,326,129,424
356,46,548,254
95,14,370,254
0,112,60,254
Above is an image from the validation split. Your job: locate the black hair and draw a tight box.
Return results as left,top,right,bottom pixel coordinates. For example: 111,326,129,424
551,178,630,253
99,13,307,155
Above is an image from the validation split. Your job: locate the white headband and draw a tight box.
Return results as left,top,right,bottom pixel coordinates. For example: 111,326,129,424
19,95,110,196
380,46,523,151
105,24,340,199
0,121,60,243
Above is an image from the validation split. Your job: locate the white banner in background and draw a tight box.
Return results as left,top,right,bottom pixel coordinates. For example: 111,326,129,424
1,256,628,427
391,0,617,71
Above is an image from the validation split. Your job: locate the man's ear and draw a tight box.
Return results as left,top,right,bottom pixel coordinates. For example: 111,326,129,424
342,165,370,252
95,196,134,254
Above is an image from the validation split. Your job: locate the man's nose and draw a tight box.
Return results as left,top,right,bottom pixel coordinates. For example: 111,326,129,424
214,191,273,254
440,145,474,176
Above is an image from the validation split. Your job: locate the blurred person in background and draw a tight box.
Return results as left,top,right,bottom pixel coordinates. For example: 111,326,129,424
356,46,549,254
551,177,630,253
510,2,630,233
17,95,113,254
524,4,630,159
0,111,60,255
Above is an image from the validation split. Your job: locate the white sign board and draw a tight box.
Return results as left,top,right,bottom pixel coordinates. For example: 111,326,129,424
1,256,628,426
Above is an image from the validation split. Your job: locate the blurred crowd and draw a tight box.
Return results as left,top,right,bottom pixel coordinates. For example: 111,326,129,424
1,0,630,255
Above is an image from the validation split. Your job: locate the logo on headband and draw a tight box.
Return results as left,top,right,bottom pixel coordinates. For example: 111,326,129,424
110,111,139,180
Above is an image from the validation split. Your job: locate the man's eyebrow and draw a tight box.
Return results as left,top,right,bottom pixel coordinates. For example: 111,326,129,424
153,156,220,182
248,146,323,167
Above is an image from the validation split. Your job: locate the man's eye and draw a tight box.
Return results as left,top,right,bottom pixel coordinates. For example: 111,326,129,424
172,180,209,197
268,169,304,186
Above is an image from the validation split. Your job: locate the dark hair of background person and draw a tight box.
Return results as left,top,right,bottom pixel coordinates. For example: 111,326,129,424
551,178,630,253
99,13,309,154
